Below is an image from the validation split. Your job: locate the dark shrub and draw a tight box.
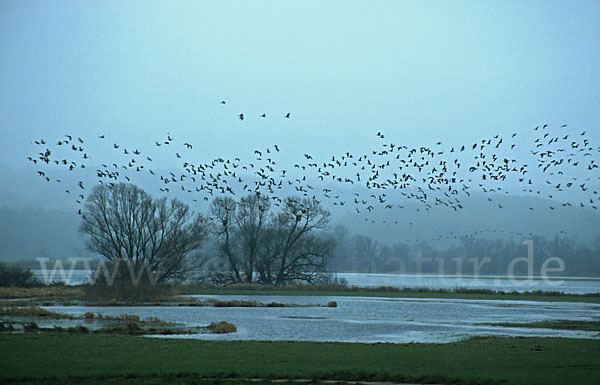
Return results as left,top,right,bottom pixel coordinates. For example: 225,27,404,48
23,322,40,332
0,263,40,287
83,273,173,303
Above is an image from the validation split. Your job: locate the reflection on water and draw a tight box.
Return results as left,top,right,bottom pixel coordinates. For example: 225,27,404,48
45,294,600,343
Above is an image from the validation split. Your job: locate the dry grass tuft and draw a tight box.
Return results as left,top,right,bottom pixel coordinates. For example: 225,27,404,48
206,298,257,307
83,311,96,319
0,285,84,300
98,313,140,322
265,302,287,307
0,304,75,319
206,321,237,334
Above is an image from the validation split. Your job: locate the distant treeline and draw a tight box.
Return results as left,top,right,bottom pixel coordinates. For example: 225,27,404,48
328,225,600,276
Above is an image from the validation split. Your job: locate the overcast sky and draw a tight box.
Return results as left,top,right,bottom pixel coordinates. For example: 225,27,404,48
1,0,599,191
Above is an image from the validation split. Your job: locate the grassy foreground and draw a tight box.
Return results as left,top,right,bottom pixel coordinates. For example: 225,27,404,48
1,334,599,385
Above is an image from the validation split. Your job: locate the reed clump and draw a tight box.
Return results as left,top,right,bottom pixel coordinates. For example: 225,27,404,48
206,321,237,334
0,285,84,300
206,298,257,307
265,302,287,307
0,304,75,319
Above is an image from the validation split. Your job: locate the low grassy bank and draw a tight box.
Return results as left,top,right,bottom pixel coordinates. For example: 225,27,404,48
1,283,599,304
178,283,600,303
0,285,84,300
484,319,600,332
1,334,599,385
0,304,237,335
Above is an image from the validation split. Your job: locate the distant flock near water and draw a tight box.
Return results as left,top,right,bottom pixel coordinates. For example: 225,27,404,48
27,101,600,243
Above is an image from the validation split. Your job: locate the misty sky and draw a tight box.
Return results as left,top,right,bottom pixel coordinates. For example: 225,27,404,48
1,0,600,266
1,0,599,198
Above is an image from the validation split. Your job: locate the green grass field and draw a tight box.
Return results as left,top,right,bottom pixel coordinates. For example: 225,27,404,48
1,333,599,385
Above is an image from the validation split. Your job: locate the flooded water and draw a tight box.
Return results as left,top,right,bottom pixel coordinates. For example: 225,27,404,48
338,273,600,294
28,269,600,343
45,294,600,343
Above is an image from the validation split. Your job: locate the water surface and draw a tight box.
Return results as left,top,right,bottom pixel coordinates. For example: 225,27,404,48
45,294,600,343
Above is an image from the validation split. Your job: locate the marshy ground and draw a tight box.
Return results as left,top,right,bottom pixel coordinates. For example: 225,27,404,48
2,284,599,384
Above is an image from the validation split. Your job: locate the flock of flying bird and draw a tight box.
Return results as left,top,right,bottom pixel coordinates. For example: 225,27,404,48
28,103,600,243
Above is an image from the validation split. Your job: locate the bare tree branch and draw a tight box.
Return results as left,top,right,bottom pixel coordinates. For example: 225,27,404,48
80,183,207,284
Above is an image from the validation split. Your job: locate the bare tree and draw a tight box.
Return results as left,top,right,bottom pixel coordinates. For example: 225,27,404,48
209,194,334,285
351,234,380,273
80,183,207,284
209,196,242,284
258,197,333,285
209,193,271,284
236,194,271,281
